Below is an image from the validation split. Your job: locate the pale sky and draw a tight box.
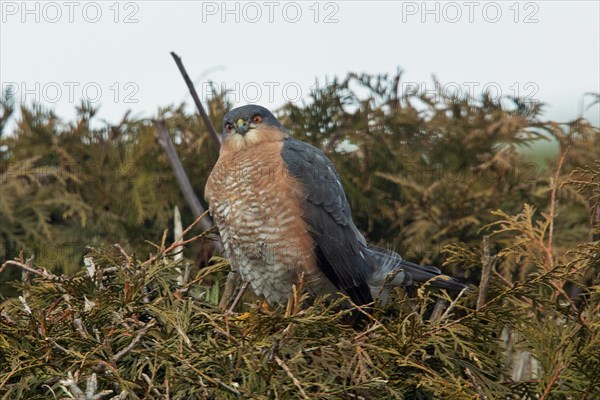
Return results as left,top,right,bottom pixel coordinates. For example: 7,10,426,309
1,1,599,127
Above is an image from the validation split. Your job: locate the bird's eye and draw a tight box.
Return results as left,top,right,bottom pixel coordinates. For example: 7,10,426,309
225,123,233,131
252,115,262,123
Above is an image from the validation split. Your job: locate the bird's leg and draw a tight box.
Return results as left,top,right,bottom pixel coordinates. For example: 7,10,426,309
227,281,250,314
219,271,241,310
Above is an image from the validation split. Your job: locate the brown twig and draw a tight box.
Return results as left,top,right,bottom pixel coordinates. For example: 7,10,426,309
170,51,221,150
428,299,447,321
0,259,56,279
539,363,564,400
218,271,241,310
142,211,214,267
113,244,133,270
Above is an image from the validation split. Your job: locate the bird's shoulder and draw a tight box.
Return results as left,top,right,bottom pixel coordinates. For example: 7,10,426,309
281,137,352,224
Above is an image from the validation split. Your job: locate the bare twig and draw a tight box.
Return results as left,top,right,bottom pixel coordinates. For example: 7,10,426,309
167,52,251,310
477,236,493,311
60,372,86,399
113,320,156,362
173,206,190,286
173,206,184,263
465,367,487,399
21,254,34,297
440,288,467,320
142,211,215,267
18,296,31,314
546,146,570,269
113,244,132,270
170,51,221,150
60,372,114,400
154,120,222,256
275,356,309,399
154,120,215,232
0,259,56,279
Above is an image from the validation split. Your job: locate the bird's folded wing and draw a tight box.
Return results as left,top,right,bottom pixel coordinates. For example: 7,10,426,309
281,137,375,305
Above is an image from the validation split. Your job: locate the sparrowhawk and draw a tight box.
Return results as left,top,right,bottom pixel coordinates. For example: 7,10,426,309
205,105,467,305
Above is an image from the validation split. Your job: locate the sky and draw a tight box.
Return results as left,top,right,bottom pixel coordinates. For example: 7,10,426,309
1,1,599,128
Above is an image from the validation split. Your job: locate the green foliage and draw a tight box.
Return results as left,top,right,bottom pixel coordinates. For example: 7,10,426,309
0,192,598,398
0,71,599,397
1,72,598,280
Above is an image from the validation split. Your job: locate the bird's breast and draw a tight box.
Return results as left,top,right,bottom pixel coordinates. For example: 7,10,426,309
205,141,333,303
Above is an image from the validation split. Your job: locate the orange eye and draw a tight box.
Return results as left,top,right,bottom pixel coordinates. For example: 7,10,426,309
252,115,262,123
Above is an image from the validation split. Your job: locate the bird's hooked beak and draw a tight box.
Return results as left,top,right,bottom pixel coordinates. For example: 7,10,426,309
235,118,249,135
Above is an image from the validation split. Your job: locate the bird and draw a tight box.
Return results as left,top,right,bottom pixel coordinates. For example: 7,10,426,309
205,105,468,306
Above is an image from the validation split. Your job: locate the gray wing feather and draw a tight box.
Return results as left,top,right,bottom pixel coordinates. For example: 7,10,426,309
281,138,374,304
365,245,469,291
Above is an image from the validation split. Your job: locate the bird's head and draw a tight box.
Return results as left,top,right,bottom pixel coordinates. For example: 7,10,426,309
221,105,287,153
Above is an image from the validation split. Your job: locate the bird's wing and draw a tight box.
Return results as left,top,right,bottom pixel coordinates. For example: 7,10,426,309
281,137,374,305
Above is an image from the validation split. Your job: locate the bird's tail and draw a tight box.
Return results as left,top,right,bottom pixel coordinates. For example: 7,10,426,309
366,245,469,292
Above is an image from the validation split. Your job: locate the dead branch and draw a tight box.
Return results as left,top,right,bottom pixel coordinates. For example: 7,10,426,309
170,51,221,150
0,259,56,280
154,120,213,230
